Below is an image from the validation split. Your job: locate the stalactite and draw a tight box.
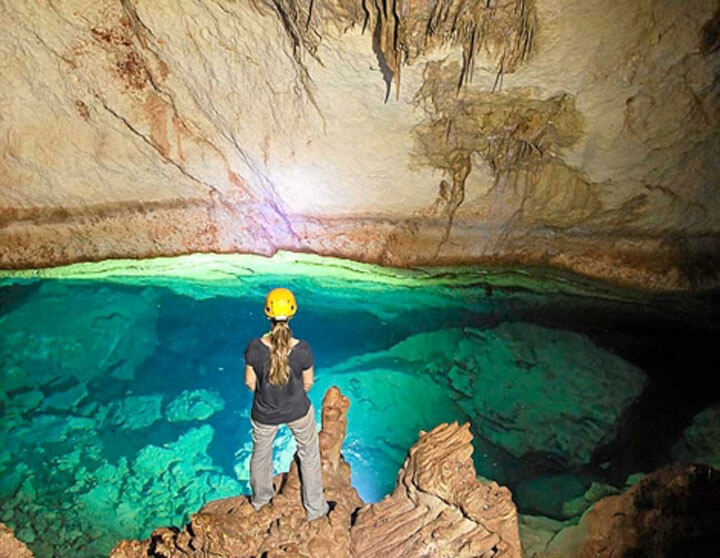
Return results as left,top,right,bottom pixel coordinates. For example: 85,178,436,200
259,0,537,100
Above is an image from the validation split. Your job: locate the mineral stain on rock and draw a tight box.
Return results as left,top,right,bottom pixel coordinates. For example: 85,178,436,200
411,59,592,247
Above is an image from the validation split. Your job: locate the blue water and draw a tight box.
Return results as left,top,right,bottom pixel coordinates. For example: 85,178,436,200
1,269,718,557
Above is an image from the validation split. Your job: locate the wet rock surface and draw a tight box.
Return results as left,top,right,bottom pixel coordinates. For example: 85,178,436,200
111,387,522,557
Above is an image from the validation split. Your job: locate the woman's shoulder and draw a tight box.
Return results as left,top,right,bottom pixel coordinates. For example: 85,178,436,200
293,339,312,358
245,337,265,352
293,338,310,348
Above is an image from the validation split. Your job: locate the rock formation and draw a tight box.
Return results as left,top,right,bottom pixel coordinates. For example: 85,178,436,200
0,522,32,558
526,463,720,557
110,386,522,557
1,0,719,289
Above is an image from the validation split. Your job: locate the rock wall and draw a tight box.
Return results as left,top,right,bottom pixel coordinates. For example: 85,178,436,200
1,0,719,289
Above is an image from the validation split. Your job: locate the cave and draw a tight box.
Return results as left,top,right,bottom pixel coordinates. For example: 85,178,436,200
1,1,719,557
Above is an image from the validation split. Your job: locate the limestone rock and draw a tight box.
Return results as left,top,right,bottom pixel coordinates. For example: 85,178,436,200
0,522,32,558
1,1,719,289
111,386,522,557
350,422,522,557
537,464,720,557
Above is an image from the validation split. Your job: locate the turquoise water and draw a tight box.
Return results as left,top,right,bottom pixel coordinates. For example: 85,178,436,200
1,254,718,557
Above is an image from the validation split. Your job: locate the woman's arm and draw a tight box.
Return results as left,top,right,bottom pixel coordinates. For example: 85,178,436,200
302,366,314,392
245,364,257,392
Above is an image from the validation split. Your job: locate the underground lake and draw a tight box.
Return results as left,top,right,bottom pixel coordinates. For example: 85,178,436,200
1,252,718,557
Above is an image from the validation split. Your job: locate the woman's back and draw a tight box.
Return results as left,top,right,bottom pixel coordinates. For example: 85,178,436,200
244,336,313,424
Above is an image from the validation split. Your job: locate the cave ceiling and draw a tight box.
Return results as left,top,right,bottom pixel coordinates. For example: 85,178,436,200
1,0,719,289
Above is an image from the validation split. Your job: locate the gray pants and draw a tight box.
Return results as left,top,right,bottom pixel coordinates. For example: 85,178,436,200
250,404,329,520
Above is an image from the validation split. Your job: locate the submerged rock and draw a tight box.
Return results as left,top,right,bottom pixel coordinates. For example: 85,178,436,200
165,389,225,422
7,390,43,414
515,474,588,519
106,394,164,430
42,382,88,411
73,424,241,555
0,286,158,390
329,323,647,467
111,387,522,557
517,475,622,521
518,514,575,558
560,481,621,519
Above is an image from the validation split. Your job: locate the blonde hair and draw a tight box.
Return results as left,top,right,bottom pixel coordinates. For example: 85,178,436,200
268,320,291,386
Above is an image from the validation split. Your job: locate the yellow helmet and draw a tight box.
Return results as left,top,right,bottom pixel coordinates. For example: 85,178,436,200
264,288,297,320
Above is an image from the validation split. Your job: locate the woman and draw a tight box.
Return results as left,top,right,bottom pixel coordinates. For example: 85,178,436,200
244,287,329,520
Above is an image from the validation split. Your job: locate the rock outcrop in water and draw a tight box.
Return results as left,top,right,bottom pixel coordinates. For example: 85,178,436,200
2,0,719,289
110,387,523,557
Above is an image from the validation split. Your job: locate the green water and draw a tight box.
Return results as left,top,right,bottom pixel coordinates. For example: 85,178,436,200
1,253,718,557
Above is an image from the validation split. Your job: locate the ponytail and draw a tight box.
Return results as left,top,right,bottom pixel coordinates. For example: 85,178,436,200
268,320,291,386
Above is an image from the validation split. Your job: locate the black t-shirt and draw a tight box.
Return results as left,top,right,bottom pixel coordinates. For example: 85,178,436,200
244,337,313,425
